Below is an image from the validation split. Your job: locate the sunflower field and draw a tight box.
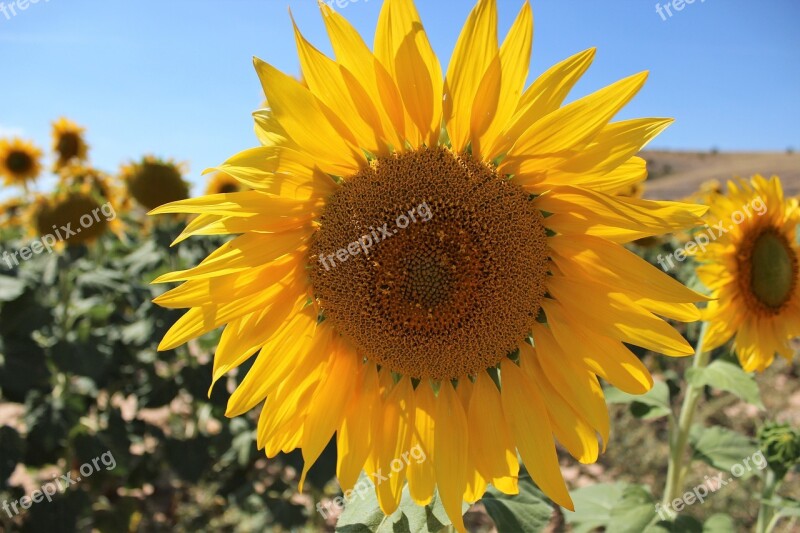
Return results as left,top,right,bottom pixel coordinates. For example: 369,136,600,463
1,1,799,532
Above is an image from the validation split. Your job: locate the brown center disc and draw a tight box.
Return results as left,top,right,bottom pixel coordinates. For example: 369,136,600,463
308,147,549,380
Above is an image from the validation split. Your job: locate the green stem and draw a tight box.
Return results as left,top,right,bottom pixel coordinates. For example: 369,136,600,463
57,259,73,340
756,468,779,533
662,321,711,507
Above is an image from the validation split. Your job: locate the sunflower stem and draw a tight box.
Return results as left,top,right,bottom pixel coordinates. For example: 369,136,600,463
662,320,710,509
756,468,779,533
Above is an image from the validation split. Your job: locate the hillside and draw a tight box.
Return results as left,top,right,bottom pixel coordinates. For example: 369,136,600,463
641,150,800,200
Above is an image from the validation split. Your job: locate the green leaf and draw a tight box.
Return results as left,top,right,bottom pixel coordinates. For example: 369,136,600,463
481,474,553,533
0,274,26,302
686,360,764,408
336,472,457,532
0,426,24,486
702,513,736,532
689,425,761,477
567,482,656,533
604,381,672,420
645,515,702,533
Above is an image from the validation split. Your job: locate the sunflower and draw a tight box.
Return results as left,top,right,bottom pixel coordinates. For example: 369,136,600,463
698,175,800,372
56,164,127,235
683,178,723,205
0,137,43,187
121,156,190,211
52,117,89,170
151,1,706,529
0,196,27,228
205,172,243,195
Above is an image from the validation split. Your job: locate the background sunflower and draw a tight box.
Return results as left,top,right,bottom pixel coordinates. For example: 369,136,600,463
0,137,43,188
698,175,800,372
51,117,90,171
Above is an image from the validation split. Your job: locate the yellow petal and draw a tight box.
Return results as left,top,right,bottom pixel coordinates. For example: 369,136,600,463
549,234,707,304
153,230,310,283
376,376,414,516
170,213,313,245
434,381,469,532
375,0,443,146
519,344,599,464
153,253,300,309
338,363,380,492
472,1,532,160
501,72,648,174
157,273,306,351
210,290,309,390
208,145,338,200
292,15,389,155
550,118,672,177
319,3,406,148
537,186,707,236
547,275,695,356
468,372,520,494
486,47,595,157
500,361,573,511
253,57,364,175
225,307,319,417
299,345,363,491
539,301,654,394
533,335,610,451
407,381,437,506
444,0,497,152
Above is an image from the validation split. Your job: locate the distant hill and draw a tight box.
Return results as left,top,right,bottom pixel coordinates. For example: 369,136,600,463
641,150,800,200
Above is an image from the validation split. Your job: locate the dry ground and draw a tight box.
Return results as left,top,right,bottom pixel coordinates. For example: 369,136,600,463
642,150,800,200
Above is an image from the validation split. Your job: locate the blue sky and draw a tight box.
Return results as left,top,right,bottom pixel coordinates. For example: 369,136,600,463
2,0,799,196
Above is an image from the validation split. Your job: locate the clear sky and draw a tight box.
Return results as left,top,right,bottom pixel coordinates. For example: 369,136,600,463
2,0,799,196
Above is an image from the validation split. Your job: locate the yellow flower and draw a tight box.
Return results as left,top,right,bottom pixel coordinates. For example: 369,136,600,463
0,196,27,227
683,179,723,205
0,137,43,187
205,172,243,195
698,175,800,372
58,164,127,235
33,193,111,246
151,1,706,528
52,117,89,170
121,156,190,211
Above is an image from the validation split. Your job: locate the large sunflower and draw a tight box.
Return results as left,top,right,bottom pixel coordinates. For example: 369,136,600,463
151,1,707,529
52,117,89,170
0,137,43,187
698,175,800,372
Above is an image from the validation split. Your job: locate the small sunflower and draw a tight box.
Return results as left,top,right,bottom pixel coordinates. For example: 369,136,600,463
52,117,89,170
0,137,43,187
205,172,244,195
121,156,190,211
60,164,127,234
684,179,723,205
0,196,27,228
151,1,706,529
698,175,800,372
